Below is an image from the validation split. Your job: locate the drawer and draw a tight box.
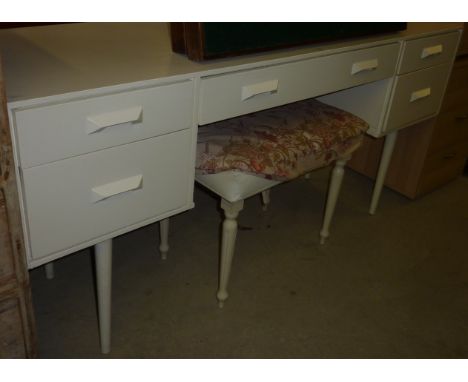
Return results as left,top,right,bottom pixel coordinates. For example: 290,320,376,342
14,80,194,168
21,130,193,261
429,109,468,154
439,57,468,113
418,142,468,196
384,63,452,133
199,43,399,124
398,32,460,74
458,26,468,56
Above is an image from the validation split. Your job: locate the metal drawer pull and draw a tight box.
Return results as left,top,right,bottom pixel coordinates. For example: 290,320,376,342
350,59,378,75
241,79,279,101
91,174,143,203
421,44,443,59
86,106,143,134
455,114,468,121
410,87,431,103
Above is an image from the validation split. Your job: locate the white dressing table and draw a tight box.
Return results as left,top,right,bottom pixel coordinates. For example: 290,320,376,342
0,22,462,353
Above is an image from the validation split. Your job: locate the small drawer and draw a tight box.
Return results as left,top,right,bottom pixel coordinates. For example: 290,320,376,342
384,63,452,133
398,32,460,74
199,43,399,125
14,80,194,168
21,130,193,261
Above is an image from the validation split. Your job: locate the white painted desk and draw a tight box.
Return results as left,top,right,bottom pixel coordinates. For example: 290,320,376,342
0,22,463,353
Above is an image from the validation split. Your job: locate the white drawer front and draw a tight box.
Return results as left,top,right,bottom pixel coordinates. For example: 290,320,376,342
22,131,193,261
199,43,399,125
384,63,452,133
14,81,194,168
398,32,460,74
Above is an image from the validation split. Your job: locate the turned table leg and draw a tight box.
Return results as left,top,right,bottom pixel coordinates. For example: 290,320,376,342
217,199,244,308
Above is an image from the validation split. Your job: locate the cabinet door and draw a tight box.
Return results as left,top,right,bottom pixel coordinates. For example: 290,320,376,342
0,57,37,358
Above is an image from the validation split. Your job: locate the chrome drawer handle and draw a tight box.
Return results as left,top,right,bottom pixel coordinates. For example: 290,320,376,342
350,59,378,75
410,87,431,103
241,79,279,101
91,174,143,203
86,106,143,134
421,44,443,59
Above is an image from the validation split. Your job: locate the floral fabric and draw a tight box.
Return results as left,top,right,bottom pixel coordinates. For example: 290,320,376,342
196,99,369,181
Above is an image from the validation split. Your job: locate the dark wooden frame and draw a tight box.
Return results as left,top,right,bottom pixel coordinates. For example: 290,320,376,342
170,22,407,62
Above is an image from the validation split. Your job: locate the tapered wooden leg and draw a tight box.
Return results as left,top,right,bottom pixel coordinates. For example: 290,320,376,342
95,239,112,354
159,218,169,260
217,199,244,308
261,189,271,211
369,130,398,215
44,262,55,279
319,157,349,244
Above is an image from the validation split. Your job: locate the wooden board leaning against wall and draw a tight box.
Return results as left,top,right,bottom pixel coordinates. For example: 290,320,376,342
348,23,468,199
0,56,37,358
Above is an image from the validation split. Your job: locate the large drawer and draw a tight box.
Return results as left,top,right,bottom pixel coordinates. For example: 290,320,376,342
439,56,468,113
384,63,452,133
398,32,460,74
429,109,468,154
14,80,194,168
199,43,399,125
418,142,468,196
21,130,193,261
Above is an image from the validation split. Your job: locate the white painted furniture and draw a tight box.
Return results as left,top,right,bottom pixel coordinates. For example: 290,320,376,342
0,22,462,353
319,30,461,213
197,158,351,308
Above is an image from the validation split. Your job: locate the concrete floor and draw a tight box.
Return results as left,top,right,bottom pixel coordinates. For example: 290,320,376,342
30,168,468,358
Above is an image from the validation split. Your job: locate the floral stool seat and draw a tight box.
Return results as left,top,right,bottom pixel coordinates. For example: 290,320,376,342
196,99,368,307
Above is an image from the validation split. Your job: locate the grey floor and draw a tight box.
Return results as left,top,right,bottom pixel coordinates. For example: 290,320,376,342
30,168,468,358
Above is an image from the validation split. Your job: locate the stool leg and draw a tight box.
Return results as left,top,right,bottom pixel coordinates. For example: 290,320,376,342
319,157,349,244
217,199,244,308
44,262,55,280
261,190,271,211
95,239,112,354
159,218,170,260
369,130,398,215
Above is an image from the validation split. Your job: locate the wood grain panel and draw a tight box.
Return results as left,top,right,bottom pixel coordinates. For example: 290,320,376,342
457,23,468,56
0,56,37,358
0,190,14,281
0,297,26,358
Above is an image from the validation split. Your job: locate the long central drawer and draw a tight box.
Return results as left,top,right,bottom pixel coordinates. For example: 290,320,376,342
199,43,399,125
21,130,193,261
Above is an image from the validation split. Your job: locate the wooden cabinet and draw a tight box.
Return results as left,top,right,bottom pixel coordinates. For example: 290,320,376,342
0,58,37,358
348,25,468,199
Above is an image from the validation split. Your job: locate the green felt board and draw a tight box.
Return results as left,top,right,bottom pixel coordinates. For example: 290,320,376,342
203,23,407,57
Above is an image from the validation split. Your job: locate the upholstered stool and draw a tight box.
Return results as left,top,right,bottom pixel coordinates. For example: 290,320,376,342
195,98,368,306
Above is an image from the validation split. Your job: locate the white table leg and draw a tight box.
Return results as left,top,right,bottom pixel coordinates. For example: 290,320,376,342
319,157,349,244
95,239,112,354
217,199,244,308
44,262,55,279
369,130,398,215
159,218,170,260
261,189,271,211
